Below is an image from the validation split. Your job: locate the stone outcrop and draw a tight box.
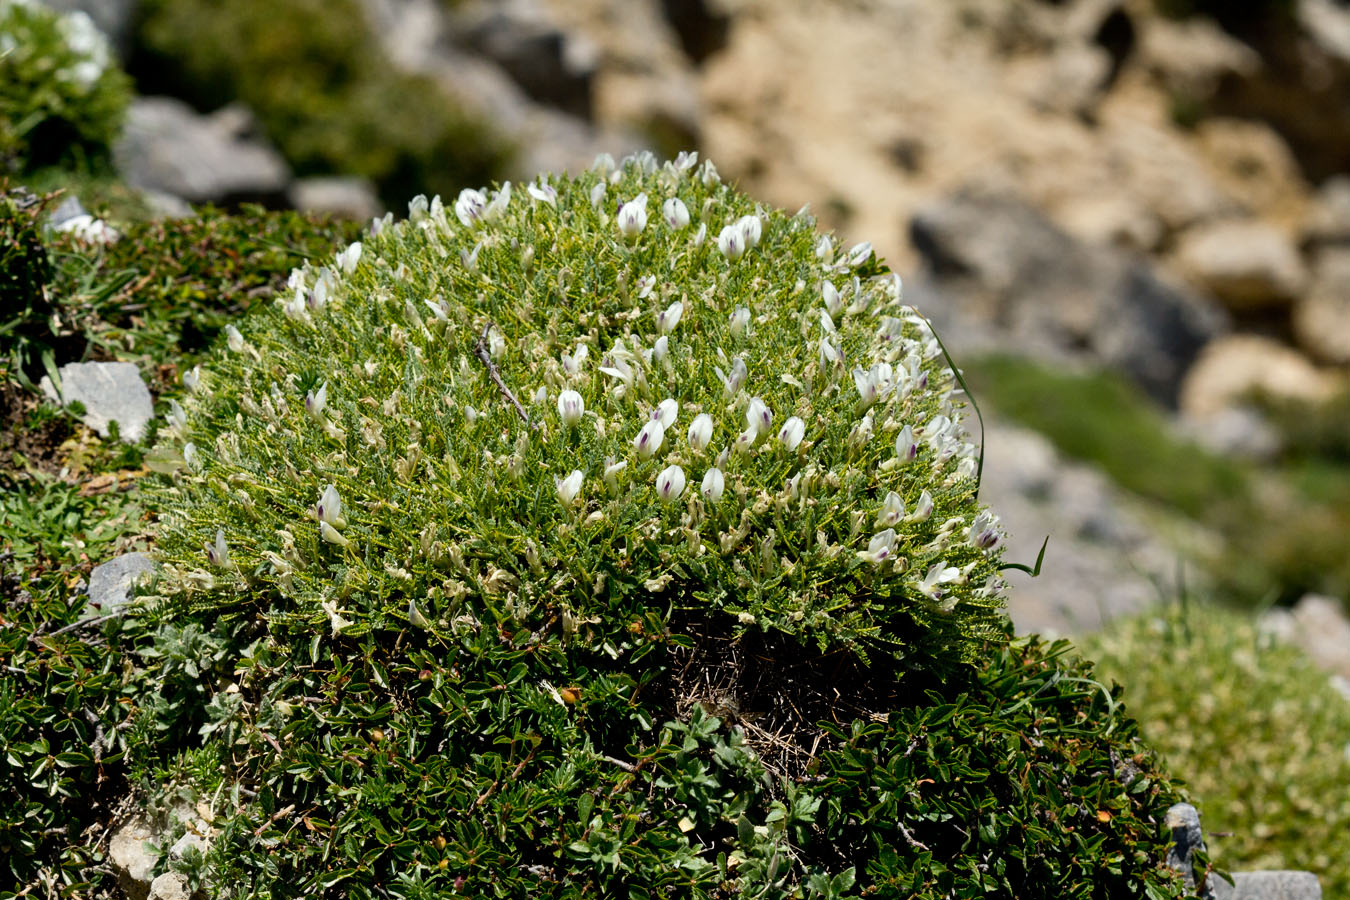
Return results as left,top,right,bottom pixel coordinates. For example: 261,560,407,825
39,361,154,442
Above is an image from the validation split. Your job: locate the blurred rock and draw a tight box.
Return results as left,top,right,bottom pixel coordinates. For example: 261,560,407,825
1175,405,1281,462
447,0,597,120
109,818,156,900
39,361,154,442
1287,593,1350,680
148,873,191,900
87,552,155,614
1301,176,1350,248
1180,335,1337,418
658,0,730,64
910,187,1227,405
1212,870,1323,900
1293,248,1350,364
1195,119,1311,227
1175,220,1307,310
288,177,383,223
1027,42,1112,118
1136,14,1259,103
115,98,292,207
46,194,87,228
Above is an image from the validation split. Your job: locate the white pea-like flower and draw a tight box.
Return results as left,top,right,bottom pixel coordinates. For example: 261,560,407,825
483,183,511,222
662,197,690,229
205,528,230,568
876,491,905,528
746,397,773,435
314,484,343,528
656,464,686,503
657,300,684,335
556,470,584,507
819,337,843,371
848,241,874,267
634,419,665,459
916,561,961,599
895,424,918,463
729,306,750,339
183,442,199,470
822,280,842,316
336,242,362,275
687,413,714,452
701,467,724,503
778,416,805,451
167,399,186,430
737,214,763,249
183,366,201,392
636,275,657,299
589,181,607,209
653,398,679,429
857,529,896,566
820,309,836,334
816,235,833,261
718,356,748,397
717,224,744,261
225,325,245,353
968,511,1002,550
617,193,648,240
652,336,669,366
455,188,487,227
603,458,627,496
909,489,934,522
557,389,585,427
527,178,557,205
692,222,707,248
305,382,327,419
592,152,616,176
320,521,351,548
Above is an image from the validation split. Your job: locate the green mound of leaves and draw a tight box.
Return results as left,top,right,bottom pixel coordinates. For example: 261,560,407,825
1082,603,1350,898
0,0,131,174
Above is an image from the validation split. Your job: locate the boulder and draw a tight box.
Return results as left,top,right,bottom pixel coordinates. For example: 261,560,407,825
1287,593,1350,680
1175,220,1307,310
109,817,157,900
909,187,1227,405
87,552,155,614
39,361,154,442
288,177,383,223
147,873,191,900
1135,14,1259,105
1293,248,1350,364
1212,871,1323,900
1179,335,1337,419
114,97,292,207
1301,175,1350,248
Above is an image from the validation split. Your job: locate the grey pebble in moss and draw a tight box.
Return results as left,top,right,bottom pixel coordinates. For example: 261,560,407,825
40,361,154,442
1212,871,1322,900
87,552,155,613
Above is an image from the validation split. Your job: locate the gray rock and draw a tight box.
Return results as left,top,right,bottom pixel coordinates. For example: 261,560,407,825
1175,220,1308,310
288,176,383,222
147,872,191,900
1212,871,1322,900
114,97,292,207
1293,248,1350,364
39,361,154,442
87,552,155,614
169,829,208,862
47,194,88,228
909,187,1228,406
109,818,157,900
1176,405,1282,462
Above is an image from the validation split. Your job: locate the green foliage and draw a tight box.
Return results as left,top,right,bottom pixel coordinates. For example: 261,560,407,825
131,0,513,208
1082,604,1350,897
117,157,1193,896
0,0,132,173
0,188,67,388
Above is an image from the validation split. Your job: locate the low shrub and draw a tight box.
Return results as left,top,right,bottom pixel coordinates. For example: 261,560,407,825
0,0,132,173
116,154,1194,897
1082,603,1350,898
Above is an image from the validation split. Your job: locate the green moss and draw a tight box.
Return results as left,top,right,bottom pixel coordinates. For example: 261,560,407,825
1082,604,1350,897
130,0,513,208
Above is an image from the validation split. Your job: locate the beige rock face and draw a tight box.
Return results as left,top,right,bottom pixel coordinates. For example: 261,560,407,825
109,818,157,900
1174,220,1307,309
1293,249,1350,364
1180,334,1337,418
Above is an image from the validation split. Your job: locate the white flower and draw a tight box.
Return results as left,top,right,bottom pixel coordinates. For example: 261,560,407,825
408,194,430,222
737,214,763,248
729,306,750,340
634,419,665,459
916,561,961,599
561,343,589,378
183,366,201,392
320,520,351,547
527,178,557,205
701,467,724,503
455,188,487,227
408,597,431,629
853,366,881,410
716,224,744,260
320,598,352,635
816,235,834,262
167,399,186,430
717,356,747,397
315,484,343,527
460,242,481,272
305,382,327,419
672,150,699,173
589,181,607,209
225,325,245,353
55,214,117,244
183,442,199,470
653,398,679,429
778,416,805,451
822,280,843,317
746,397,773,435
484,183,511,222
847,241,873,267
699,159,721,187
617,193,648,240
687,413,714,452
592,152,617,176
556,470,584,507
968,511,1002,550
557,389,585,427
205,528,230,568
876,491,905,528
603,458,627,495
336,242,362,275
908,489,934,522
692,222,707,248
857,529,896,566
662,197,690,229
819,337,843,371
657,300,684,335
895,424,918,462
652,336,669,366
636,275,657,299
656,465,686,503
820,309,836,334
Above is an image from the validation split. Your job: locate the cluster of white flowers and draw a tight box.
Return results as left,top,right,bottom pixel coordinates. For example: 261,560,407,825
1,2,110,89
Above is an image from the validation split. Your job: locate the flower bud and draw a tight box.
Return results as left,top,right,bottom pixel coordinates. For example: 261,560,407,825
687,413,714,453
701,467,724,503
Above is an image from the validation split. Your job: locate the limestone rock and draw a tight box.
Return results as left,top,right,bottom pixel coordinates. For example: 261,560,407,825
1135,14,1259,103
1293,248,1350,364
1179,335,1337,419
39,361,154,442
1175,220,1307,309
1212,870,1322,900
87,552,155,614
1175,405,1281,462
1027,42,1112,118
109,817,157,900
1301,176,1350,248
288,177,383,223
1286,593,1350,681
148,873,192,900
114,97,292,207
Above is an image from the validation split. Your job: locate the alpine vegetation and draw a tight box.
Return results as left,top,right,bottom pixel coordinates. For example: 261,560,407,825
140,153,1189,897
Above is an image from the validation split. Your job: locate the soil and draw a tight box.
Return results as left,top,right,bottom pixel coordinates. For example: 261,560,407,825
0,379,75,481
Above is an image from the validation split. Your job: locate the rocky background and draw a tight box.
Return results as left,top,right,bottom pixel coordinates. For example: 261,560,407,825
38,0,1350,645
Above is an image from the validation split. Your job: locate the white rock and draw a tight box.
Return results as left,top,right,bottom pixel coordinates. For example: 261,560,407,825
109,818,157,900
1175,220,1308,309
40,361,154,442
1293,249,1350,364
1179,335,1338,418
87,552,155,614
148,872,192,900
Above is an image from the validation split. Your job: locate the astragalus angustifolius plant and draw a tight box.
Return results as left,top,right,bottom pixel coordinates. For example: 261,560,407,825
140,153,1188,898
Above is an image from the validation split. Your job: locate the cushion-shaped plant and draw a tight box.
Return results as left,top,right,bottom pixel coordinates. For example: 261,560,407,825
0,0,131,172
138,154,1186,897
